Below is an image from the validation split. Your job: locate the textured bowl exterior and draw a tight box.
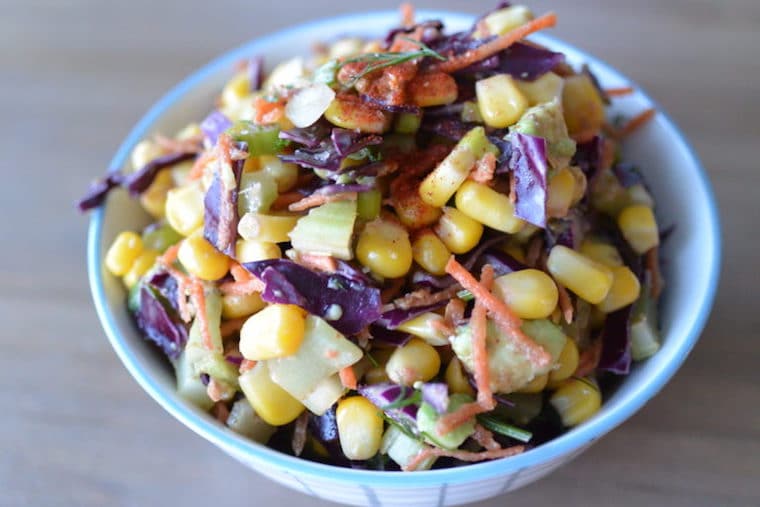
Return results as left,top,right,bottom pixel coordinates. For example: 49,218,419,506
87,10,721,507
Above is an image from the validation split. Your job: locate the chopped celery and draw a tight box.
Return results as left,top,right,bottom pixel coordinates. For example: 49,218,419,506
630,282,661,361
175,348,215,411
141,223,183,253
300,374,346,416
416,393,476,450
460,100,483,123
288,200,357,260
238,171,278,215
357,189,382,220
226,121,289,156
226,399,277,443
381,425,437,471
521,319,568,362
394,112,422,134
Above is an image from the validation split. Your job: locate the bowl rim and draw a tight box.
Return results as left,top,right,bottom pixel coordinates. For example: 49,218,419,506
88,9,721,488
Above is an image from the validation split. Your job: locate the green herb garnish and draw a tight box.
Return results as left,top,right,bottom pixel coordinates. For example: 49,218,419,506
457,289,475,302
476,414,533,443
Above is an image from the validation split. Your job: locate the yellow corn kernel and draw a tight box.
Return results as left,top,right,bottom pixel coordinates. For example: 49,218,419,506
445,357,475,396
434,207,484,255
336,396,385,460
567,166,587,205
356,219,413,279
396,312,449,346
546,167,576,218
579,239,624,268
476,74,529,128
549,378,601,427
492,269,559,319
546,245,614,304
178,232,231,281
515,72,563,106
122,249,160,289
221,71,251,107
407,71,458,107
501,243,527,264
455,180,525,233
239,362,305,426
239,304,306,360
385,338,441,386
547,339,579,386
328,37,365,59
324,94,391,134
481,5,534,36
105,231,143,276
165,181,205,236
130,139,163,172
617,204,660,254
140,169,174,219
238,213,299,243
597,266,641,313
235,239,281,263
412,230,451,276
222,292,266,320
259,155,299,192
517,373,549,393
562,74,606,135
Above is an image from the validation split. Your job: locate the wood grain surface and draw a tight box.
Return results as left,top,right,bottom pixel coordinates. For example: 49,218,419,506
1,1,758,505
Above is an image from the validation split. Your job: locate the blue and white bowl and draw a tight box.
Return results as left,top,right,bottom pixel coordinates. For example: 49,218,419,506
88,10,721,507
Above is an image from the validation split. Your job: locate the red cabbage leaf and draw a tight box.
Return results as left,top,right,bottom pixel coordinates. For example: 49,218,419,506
510,132,549,228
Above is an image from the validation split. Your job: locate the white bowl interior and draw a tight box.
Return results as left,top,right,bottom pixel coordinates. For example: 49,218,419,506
88,10,720,507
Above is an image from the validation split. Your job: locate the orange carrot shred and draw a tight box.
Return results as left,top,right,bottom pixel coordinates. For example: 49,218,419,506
253,97,285,125
220,317,247,337
339,365,358,390
646,246,663,298
288,191,358,212
400,2,415,27
431,12,558,74
240,359,257,374
605,86,635,97
404,445,526,472
556,281,574,324
618,108,656,138
271,192,306,210
188,151,215,180
575,339,602,378
295,253,338,273
472,424,501,451
469,152,496,184
445,257,552,369
190,281,215,351
436,401,489,436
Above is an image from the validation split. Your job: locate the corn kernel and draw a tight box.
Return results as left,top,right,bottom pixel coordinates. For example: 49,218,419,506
221,71,251,108
336,396,384,460
549,378,601,427
222,292,266,319
412,230,451,276
396,312,450,346
515,72,563,106
122,249,159,289
140,169,174,219
547,339,579,386
597,265,641,313
481,5,534,36
239,361,305,426
562,74,606,135
235,239,281,263
393,188,442,230
567,165,587,205
492,269,559,319
324,94,391,134
445,357,475,396
434,207,484,254
386,338,441,386
579,239,624,268
239,304,306,360
546,167,576,218
455,180,525,233
408,72,458,107
130,139,163,172
259,155,299,192
178,232,231,281
105,231,143,276
547,245,614,304
476,74,529,128
356,219,413,279
517,373,548,393
617,204,660,254
165,181,205,236
238,213,299,243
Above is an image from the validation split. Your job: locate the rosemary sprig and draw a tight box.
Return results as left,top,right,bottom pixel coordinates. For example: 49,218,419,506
337,37,446,88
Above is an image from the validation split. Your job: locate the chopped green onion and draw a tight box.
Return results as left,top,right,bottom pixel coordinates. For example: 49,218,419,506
457,289,474,301
476,414,533,443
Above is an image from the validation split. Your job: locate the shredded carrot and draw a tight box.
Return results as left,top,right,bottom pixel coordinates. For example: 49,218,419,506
404,445,526,471
288,191,358,212
160,243,181,266
189,281,214,351
400,2,415,27
295,253,338,273
445,257,552,369
240,359,257,374
429,318,454,336
472,265,496,409
431,12,558,74
220,263,265,296
339,365,358,390
206,378,226,403
220,317,247,337
469,152,496,184
253,96,285,125
210,400,231,423
436,401,489,436
472,424,501,451
605,86,635,97
646,246,663,298
444,298,466,327
271,191,305,210
188,151,215,180
575,339,602,378
157,243,194,323
618,108,656,138
386,285,461,312
556,282,574,324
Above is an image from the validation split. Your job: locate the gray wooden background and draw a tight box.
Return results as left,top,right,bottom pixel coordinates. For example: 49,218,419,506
1,0,758,505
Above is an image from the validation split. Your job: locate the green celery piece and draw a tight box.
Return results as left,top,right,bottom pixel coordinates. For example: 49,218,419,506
175,348,215,411
380,425,437,471
521,319,568,362
289,199,358,260
416,393,476,450
142,223,183,253
357,189,382,220
238,171,278,215
630,281,661,361
226,399,277,443
227,121,289,156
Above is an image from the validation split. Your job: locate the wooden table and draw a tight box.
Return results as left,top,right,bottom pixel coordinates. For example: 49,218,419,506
2,1,757,505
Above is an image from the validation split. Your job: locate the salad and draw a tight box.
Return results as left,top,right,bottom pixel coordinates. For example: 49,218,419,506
79,2,664,471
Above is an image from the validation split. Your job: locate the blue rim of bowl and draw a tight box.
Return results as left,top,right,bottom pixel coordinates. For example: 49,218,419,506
88,10,721,488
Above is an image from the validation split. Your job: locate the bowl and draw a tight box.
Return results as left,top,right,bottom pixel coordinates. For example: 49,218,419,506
87,9,721,507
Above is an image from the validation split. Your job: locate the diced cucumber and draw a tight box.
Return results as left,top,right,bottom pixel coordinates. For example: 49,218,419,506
357,189,382,221
381,425,437,471
226,399,277,443
416,393,476,450
238,171,279,215
521,319,568,362
301,374,346,416
630,282,661,361
175,348,214,410
288,200,357,260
